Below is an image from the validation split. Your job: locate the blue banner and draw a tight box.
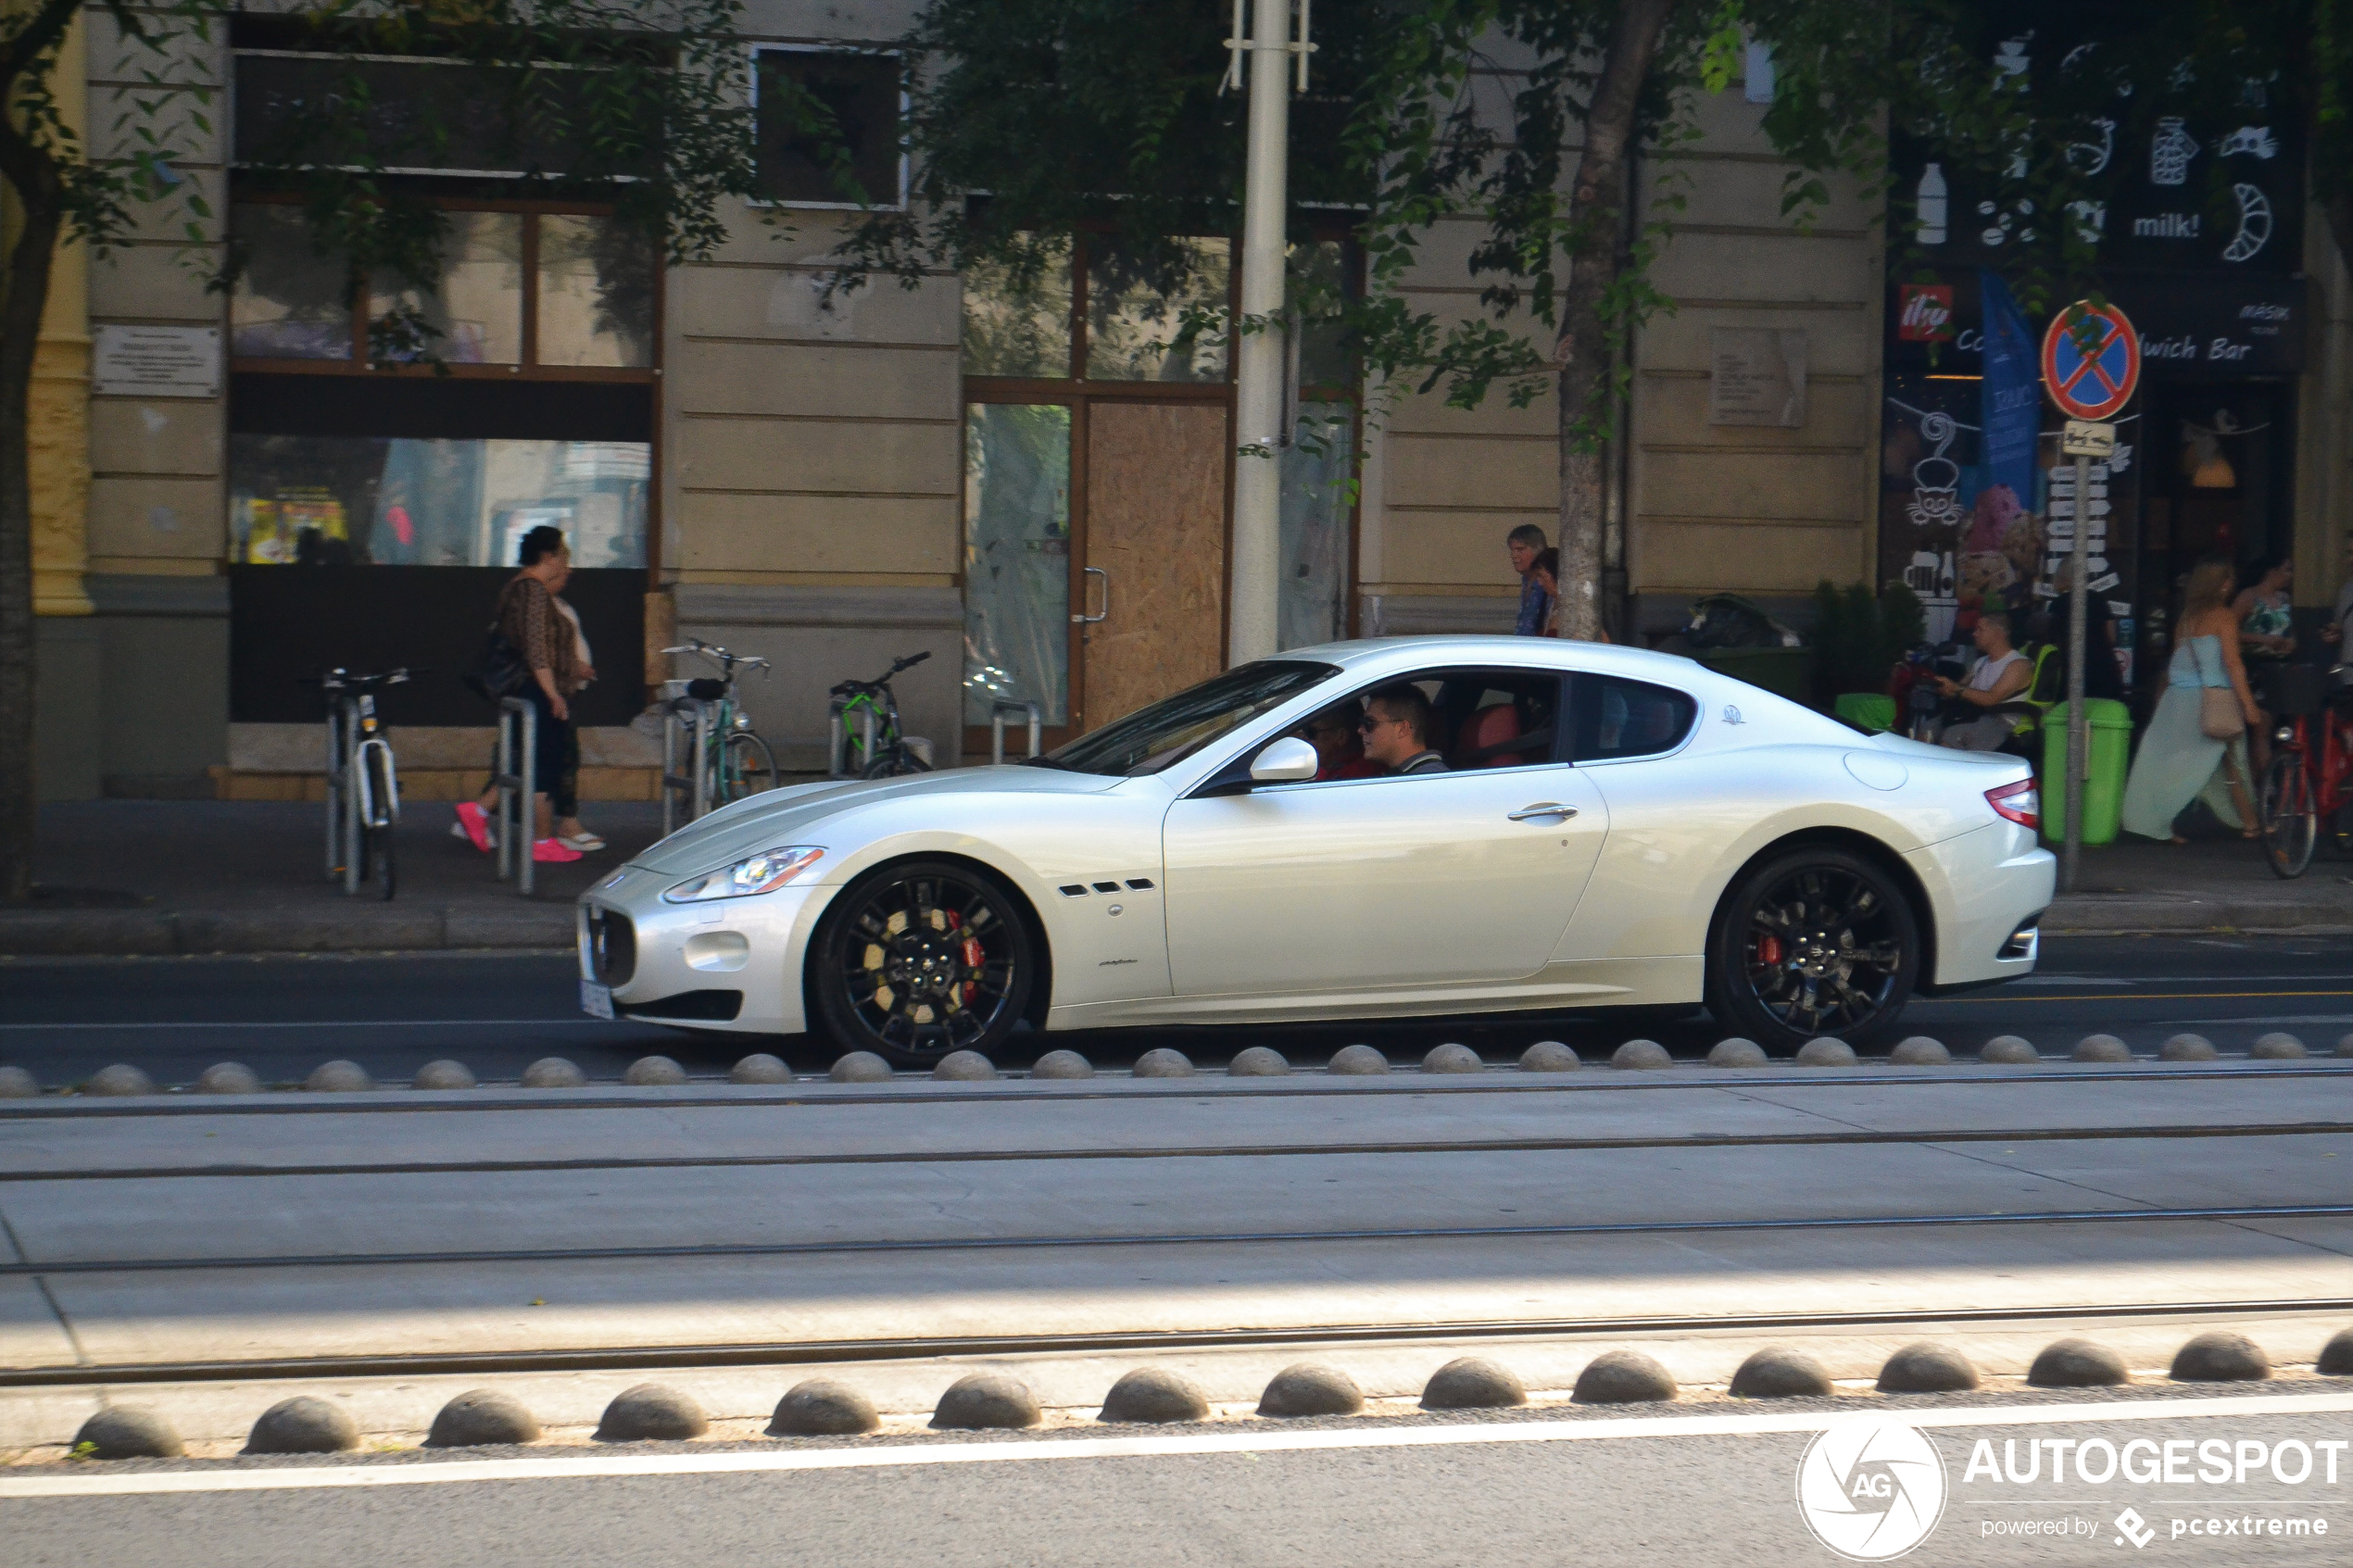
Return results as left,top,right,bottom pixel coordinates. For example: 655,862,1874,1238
1979,270,2039,505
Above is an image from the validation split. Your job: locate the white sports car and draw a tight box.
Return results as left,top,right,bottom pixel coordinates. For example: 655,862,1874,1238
579,637,2054,1060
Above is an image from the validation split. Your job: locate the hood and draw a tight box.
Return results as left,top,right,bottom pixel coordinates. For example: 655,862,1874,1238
627,765,1126,877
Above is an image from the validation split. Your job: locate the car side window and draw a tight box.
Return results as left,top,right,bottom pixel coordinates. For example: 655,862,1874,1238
1569,675,1696,762
1192,668,1567,796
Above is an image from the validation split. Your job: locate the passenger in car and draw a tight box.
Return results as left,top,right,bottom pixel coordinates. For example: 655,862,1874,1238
1301,703,1378,780
1360,684,1449,774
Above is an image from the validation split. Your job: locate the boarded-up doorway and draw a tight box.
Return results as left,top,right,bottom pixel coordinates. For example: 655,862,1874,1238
1077,401,1229,730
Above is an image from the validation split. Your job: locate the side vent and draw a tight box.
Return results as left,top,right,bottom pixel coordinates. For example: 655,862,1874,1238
1125,878,1155,890
1059,884,1089,897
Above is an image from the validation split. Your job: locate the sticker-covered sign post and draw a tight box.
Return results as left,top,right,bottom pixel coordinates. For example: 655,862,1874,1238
2043,301,2140,892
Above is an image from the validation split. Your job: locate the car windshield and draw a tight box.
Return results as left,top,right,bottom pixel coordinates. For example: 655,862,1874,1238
1036,660,1340,776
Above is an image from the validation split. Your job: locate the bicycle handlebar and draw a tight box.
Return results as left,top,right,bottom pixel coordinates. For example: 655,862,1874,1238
304,667,422,688
663,640,770,676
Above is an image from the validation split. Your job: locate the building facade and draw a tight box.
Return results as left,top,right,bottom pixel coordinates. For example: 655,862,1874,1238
24,5,2344,801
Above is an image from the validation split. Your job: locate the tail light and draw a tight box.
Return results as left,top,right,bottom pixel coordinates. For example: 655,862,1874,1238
1986,777,2040,830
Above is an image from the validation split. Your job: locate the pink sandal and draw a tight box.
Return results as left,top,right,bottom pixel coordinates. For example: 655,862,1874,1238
532,837,584,863
454,801,493,853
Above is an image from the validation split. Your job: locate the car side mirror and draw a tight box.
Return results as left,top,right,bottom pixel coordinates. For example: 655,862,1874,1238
1249,736,1320,783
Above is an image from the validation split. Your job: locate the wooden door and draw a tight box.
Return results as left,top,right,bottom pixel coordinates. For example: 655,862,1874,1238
1078,401,1228,729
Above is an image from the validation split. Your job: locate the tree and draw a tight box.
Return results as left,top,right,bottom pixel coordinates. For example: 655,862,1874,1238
0,0,799,901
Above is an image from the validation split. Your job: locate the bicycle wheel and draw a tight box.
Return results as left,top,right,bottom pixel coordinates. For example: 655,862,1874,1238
717,731,778,803
2258,750,2316,879
364,747,397,900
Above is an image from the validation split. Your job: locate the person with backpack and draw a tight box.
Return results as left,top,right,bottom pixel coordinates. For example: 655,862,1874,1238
453,526,591,862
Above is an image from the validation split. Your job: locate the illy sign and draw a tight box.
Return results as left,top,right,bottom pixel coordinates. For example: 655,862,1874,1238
1897,284,1956,343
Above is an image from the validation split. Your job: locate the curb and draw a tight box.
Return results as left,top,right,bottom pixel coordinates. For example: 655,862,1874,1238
2045,892,2353,936
0,904,574,957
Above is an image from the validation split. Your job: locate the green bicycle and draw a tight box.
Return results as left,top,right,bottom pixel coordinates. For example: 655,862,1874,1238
831,651,934,779
662,639,779,812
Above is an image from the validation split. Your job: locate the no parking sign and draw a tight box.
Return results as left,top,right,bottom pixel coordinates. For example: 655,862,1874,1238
2040,301,2141,420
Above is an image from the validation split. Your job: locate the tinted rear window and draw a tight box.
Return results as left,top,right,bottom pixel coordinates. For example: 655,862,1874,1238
1570,675,1696,761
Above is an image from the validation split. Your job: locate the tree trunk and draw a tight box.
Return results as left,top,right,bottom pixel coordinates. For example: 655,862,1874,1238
1553,0,1676,643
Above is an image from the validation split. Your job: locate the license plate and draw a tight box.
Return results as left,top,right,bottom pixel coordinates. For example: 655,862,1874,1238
580,979,614,1021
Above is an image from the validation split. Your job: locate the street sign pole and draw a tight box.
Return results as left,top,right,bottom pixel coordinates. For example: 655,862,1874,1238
1225,0,1297,667
2064,443,2091,895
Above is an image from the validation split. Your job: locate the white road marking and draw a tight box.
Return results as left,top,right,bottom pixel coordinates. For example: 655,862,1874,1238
0,1020,620,1032
8,1392,2352,1499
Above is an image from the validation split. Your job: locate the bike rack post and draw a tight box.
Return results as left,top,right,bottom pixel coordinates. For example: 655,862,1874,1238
692,701,712,820
336,694,363,895
661,698,714,829
493,696,536,897
860,705,877,775
826,698,847,780
323,694,346,888
989,700,1043,765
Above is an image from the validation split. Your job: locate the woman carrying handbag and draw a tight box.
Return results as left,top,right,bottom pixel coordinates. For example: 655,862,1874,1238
2120,558,2263,842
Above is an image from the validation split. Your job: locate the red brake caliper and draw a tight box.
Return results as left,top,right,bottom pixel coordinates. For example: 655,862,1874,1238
950,911,982,1005
1756,934,1783,967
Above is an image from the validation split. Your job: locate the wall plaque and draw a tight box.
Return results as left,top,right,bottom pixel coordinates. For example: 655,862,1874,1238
1708,327,1808,427
93,325,220,398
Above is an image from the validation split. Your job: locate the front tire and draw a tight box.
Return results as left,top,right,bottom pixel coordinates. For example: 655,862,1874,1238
2259,752,2316,878
809,858,1037,1065
716,731,778,804
1705,847,1919,1053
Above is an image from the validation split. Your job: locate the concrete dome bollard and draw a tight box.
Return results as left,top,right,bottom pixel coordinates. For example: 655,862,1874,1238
1572,1350,1677,1404
2171,1331,2271,1383
729,1053,791,1085
1257,1362,1365,1418
932,1050,999,1081
82,1064,157,1097
1519,1041,1580,1072
1134,1047,1195,1078
2159,1033,2218,1061
1729,1348,1833,1399
2337,1033,2353,1059
1611,1039,1672,1070
2250,1032,2307,1060
1888,1036,1951,1066
2070,1035,2133,1063
596,1384,709,1441
196,1061,264,1095
1978,1035,2038,1064
0,1065,38,1098
521,1057,586,1088
1794,1038,1857,1067
1706,1038,1768,1068
624,1055,689,1085
426,1389,542,1447
245,1396,360,1454
1098,1367,1212,1424
1876,1343,1979,1394
72,1407,184,1460
1419,1357,1527,1410
830,1051,894,1083
1228,1046,1292,1076
1422,1043,1483,1074
1327,1045,1389,1075
305,1060,374,1093
412,1060,476,1091
769,1378,879,1436
931,1374,1039,1430
2027,1338,2129,1387
1030,1049,1095,1080
2318,1328,2353,1377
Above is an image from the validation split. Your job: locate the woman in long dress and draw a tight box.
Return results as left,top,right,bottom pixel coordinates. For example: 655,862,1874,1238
2120,559,2262,842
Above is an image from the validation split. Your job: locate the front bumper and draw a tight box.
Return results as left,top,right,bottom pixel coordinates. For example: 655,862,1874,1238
577,864,832,1034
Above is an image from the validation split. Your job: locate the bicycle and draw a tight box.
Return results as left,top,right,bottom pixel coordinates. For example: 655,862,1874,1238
831,651,933,779
661,638,779,806
2256,663,2353,878
307,667,416,900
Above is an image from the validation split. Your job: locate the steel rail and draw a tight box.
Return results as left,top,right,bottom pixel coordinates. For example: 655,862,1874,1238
6,1200,2348,1280
6,1294,2347,1389
6,1118,2351,1185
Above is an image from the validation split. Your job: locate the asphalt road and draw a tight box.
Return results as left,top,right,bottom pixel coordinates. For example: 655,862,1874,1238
0,934,2345,1089
9,1393,2352,1567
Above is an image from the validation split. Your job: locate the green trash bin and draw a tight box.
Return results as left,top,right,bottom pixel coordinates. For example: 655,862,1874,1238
1833,693,1896,733
2038,699,2133,846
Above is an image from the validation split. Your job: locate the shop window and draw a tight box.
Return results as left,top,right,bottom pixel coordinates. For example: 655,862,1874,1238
963,404,1072,725
537,214,656,368
961,236,1075,379
1084,236,1230,383
754,47,903,207
229,204,352,359
369,210,524,365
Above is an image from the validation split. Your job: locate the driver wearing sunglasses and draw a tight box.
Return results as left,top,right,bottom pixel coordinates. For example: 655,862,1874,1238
1359,684,1449,776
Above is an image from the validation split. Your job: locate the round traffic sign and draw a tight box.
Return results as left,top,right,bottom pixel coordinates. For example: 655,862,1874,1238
2040,301,2140,420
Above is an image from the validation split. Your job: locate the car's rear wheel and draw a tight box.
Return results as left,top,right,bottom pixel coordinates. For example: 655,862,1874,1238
1705,847,1919,1053
809,858,1036,1065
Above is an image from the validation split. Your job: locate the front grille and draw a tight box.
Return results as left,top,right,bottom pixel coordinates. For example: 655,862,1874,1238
586,906,637,986
620,988,742,1022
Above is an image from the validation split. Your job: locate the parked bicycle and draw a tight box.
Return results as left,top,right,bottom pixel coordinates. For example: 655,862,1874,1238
661,638,778,805
832,651,933,778
306,667,416,899
2255,662,2353,878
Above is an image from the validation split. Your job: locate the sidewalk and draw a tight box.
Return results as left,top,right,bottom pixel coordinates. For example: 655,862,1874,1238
0,799,2345,957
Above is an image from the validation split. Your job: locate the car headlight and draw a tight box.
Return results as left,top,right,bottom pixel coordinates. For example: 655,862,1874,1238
663,846,824,903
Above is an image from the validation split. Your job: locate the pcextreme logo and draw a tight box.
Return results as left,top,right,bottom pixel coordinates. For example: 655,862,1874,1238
1795,1417,1950,1561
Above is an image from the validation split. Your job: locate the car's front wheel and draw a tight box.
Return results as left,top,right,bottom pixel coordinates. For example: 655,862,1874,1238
809,858,1037,1064
1705,847,1919,1053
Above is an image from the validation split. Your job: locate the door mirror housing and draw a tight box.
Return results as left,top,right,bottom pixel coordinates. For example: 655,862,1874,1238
1249,736,1320,783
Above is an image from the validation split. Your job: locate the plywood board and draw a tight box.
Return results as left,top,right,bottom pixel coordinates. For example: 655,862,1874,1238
1082,401,1227,728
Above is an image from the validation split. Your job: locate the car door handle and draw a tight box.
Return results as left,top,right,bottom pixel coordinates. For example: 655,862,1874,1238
1508,802,1579,821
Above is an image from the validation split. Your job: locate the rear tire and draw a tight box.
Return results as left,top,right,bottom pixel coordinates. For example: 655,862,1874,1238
808,858,1037,1065
2259,751,2316,878
1705,847,1919,1054
717,731,778,803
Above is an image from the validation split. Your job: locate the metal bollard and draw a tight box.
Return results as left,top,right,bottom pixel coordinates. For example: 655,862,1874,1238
494,696,536,897
990,700,1043,765
661,698,713,829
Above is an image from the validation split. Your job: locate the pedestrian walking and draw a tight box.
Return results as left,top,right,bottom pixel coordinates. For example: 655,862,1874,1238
451,526,589,863
2120,559,2262,843
1507,524,1549,634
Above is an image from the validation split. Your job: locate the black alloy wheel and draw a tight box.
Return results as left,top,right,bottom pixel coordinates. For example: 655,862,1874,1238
1706,847,1919,1053
810,859,1036,1063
